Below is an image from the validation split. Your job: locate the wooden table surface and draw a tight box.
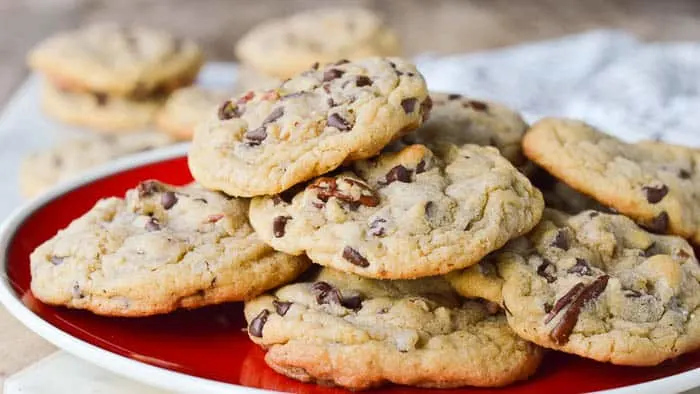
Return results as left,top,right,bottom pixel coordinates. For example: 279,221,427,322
2,0,700,390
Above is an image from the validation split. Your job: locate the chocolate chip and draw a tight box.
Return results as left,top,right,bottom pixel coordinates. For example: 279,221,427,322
311,281,362,310
310,62,319,70
137,181,161,197
645,211,669,234
145,217,161,232
273,300,292,316
50,256,64,266
415,160,427,174
549,276,609,345
263,107,284,124
327,113,351,131
568,258,593,276
323,68,345,82
536,260,557,283
244,127,267,146
369,217,387,237
93,92,108,106
218,100,241,120
643,184,669,204
381,165,412,185
342,246,370,267
401,98,417,114
551,229,569,250
355,76,372,87
468,100,488,111
273,216,291,238
248,309,269,337
544,283,585,324
447,93,462,100
161,191,178,210
679,169,691,179
340,294,362,310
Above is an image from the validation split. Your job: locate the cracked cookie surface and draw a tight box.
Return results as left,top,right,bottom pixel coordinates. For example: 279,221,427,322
244,267,543,390
189,57,430,197
524,117,700,244
249,143,544,279
235,8,400,79
396,92,528,164
30,181,309,316
497,209,700,365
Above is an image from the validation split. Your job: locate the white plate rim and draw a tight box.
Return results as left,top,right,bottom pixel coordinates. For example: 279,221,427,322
1,144,699,394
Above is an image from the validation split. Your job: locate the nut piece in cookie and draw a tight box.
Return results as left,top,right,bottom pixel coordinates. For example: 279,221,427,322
30,181,309,316
244,267,543,390
524,118,700,244
249,143,544,279
497,208,700,366
189,57,431,197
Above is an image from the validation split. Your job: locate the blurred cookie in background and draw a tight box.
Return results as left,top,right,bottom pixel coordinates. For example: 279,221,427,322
156,86,229,140
233,65,283,94
20,132,174,197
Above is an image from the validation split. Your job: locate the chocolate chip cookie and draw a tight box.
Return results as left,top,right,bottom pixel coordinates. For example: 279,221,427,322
20,132,174,198
498,209,700,365
189,57,431,197
155,86,229,140
235,8,400,79
397,92,528,164
30,181,310,316
249,143,544,279
523,118,700,244
29,23,203,97
244,267,543,390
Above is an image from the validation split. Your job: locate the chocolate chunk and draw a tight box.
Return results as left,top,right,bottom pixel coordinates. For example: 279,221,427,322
323,68,345,82
309,177,380,207
544,303,553,313
311,281,362,310
536,260,557,283
355,76,372,87
551,229,569,250
643,184,669,204
544,283,585,324
310,62,319,70
568,258,593,276
327,113,351,131
218,100,241,120
137,180,161,197
244,127,267,146
645,211,669,234
161,191,178,210
50,256,64,266
369,217,387,237
381,165,412,185
343,246,370,267
415,160,427,174
93,92,108,106
145,217,161,232
273,300,292,316
468,100,488,111
340,294,362,310
401,98,418,114
679,169,691,179
248,309,270,337
447,93,462,100
549,275,609,345
263,107,284,124
273,216,291,238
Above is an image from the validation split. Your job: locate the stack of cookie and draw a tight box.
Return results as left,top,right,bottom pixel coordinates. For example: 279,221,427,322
29,54,700,390
233,8,401,93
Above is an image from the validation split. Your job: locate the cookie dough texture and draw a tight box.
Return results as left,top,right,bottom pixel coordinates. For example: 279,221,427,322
156,86,229,140
30,181,310,316
41,82,164,131
244,267,543,390
398,92,528,164
189,57,431,197
20,132,174,198
249,143,544,279
498,209,700,365
235,8,400,79
28,23,203,97
524,118,700,244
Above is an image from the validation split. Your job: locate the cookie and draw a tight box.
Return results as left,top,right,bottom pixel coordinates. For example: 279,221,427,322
235,8,400,79
29,23,203,97
30,181,310,316
20,132,174,198
397,92,528,164
235,65,283,94
189,57,431,197
446,259,504,305
41,82,164,131
249,143,544,279
523,118,700,244
155,86,229,140
244,267,543,390
498,209,700,365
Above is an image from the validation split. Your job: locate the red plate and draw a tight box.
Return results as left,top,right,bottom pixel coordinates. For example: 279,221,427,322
2,147,700,393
